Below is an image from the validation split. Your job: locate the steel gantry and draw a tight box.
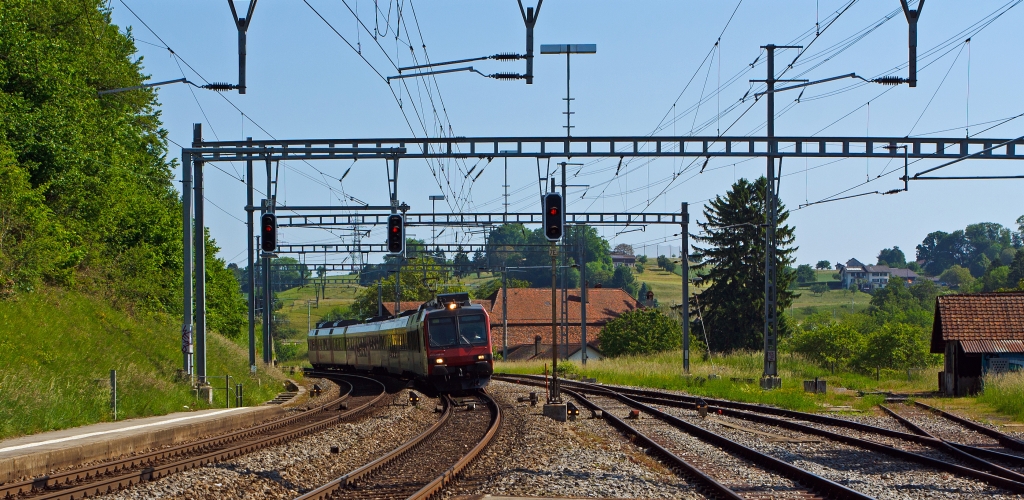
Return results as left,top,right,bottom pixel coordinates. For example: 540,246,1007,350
180,125,1024,387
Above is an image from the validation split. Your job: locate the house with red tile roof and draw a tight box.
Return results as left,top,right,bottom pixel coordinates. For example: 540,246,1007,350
931,292,1024,395
486,287,641,361
380,288,641,362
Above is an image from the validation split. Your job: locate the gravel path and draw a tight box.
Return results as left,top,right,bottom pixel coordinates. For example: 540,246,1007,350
95,380,437,500
444,381,702,499
653,402,1020,499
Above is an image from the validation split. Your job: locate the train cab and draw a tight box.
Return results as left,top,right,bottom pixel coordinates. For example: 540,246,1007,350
421,293,493,392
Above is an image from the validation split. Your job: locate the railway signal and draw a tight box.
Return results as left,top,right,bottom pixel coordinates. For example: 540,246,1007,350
260,213,277,252
543,193,563,241
387,214,405,254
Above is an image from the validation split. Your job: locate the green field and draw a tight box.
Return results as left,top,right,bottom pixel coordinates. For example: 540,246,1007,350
0,288,287,439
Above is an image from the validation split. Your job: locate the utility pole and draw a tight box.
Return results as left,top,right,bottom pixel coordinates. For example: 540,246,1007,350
181,148,193,378
579,229,588,365
502,269,508,361
262,157,273,365
681,202,690,374
759,44,800,390
192,124,207,385
246,137,256,369
549,241,561,403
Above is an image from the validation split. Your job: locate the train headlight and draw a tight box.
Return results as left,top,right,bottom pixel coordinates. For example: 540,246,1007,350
448,302,457,310
435,358,445,365
477,354,486,360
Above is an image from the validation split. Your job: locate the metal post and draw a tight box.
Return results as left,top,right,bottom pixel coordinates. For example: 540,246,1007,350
523,6,536,84
762,46,780,389
181,150,193,377
225,374,230,408
193,124,207,385
246,138,256,369
262,158,273,365
681,202,690,374
502,269,508,361
377,279,383,317
549,242,561,402
901,0,924,88
395,262,401,316
564,53,573,136
560,163,568,357
307,300,311,332
110,369,117,421
579,229,588,365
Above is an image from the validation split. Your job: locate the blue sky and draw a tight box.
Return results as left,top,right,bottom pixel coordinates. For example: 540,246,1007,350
109,1,1024,270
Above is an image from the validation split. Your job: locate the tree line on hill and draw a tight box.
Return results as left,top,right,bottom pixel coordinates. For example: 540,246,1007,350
0,1,246,337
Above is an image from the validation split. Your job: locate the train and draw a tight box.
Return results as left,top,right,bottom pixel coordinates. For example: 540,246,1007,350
307,292,493,394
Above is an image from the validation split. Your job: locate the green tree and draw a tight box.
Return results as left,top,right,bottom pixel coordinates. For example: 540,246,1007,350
878,247,907,268
790,321,860,373
809,282,829,296
690,177,797,352
908,279,939,309
870,278,919,315
613,243,634,255
815,260,832,270
599,308,681,357
1008,250,1024,288
611,265,638,297
981,265,1011,292
637,255,648,265
796,264,815,283
939,265,974,290
203,232,247,340
350,257,465,318
854,322,931,381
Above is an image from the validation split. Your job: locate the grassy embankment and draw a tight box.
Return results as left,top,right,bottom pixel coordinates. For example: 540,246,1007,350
495,350,934,412
0,288,288,440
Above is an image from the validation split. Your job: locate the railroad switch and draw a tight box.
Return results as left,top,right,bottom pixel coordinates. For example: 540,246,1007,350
434,404,444,413
409,391,420,406
516,392,539,407
466,402,477,411
627,409,641,419
590,409,603,419
330,446,340,454
696,398,709,419
338,402,348,411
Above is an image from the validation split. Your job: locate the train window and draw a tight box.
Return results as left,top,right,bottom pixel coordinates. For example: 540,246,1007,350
458,315,489,346
427,317,458,348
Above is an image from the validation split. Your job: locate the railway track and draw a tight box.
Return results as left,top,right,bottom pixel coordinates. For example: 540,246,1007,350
566,388,864,500
296,390,501,500
2,374,386,500
495,374,1024,497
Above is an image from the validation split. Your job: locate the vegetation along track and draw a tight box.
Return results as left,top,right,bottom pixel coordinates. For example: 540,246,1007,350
496,374,1024,496
295,390,500,500
3,374,386,500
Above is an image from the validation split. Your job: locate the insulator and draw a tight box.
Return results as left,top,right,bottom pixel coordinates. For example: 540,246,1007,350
203,82,236,91
488,72,526,80
873,76,908,86
490,52,524,61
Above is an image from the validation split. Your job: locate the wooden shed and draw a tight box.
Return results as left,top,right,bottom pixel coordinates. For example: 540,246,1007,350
931,292,1024,396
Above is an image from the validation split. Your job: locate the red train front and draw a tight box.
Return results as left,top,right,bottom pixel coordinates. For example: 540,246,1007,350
420,293,493,393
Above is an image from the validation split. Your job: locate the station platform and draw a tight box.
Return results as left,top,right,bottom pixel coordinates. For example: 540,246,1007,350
0,404,286,484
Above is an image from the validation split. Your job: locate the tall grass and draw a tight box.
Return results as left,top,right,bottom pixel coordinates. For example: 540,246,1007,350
0,288,288,439
496,349,939,412
978,372,1024,421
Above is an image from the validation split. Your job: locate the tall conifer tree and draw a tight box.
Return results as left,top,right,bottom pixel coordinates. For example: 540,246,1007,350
690,177,797,352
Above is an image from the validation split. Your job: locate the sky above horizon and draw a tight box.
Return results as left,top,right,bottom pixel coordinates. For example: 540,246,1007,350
109,1,1024,271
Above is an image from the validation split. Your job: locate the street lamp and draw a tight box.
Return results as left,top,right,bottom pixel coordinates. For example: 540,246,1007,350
540,44,596,137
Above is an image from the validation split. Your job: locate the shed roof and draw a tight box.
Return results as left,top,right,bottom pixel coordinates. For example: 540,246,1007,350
487,288,640,325
930,292,1024,353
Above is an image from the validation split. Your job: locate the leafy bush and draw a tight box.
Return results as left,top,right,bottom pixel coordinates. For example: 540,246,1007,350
790,320,859,373
600,309,681,357
809,282,829,295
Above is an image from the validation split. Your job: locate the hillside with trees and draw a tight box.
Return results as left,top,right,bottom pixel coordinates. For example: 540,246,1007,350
0,0,271,436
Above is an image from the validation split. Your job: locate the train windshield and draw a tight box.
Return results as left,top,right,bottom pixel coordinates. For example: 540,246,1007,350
427,314,489,348
458,315,488,346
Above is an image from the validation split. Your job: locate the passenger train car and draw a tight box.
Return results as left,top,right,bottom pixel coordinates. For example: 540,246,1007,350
307,293,493,393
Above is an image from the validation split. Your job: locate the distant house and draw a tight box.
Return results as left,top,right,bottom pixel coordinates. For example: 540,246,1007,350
836,258,918,291
931,292,1024,396
488,287,640,361
611,253,636,267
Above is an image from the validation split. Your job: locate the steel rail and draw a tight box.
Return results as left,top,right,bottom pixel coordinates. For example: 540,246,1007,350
567,388,868,500
496,375,1024,494
26,375,386,500
879,405,1024,483
407,393,502,500
914,401,1024,452
563,388,744,500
